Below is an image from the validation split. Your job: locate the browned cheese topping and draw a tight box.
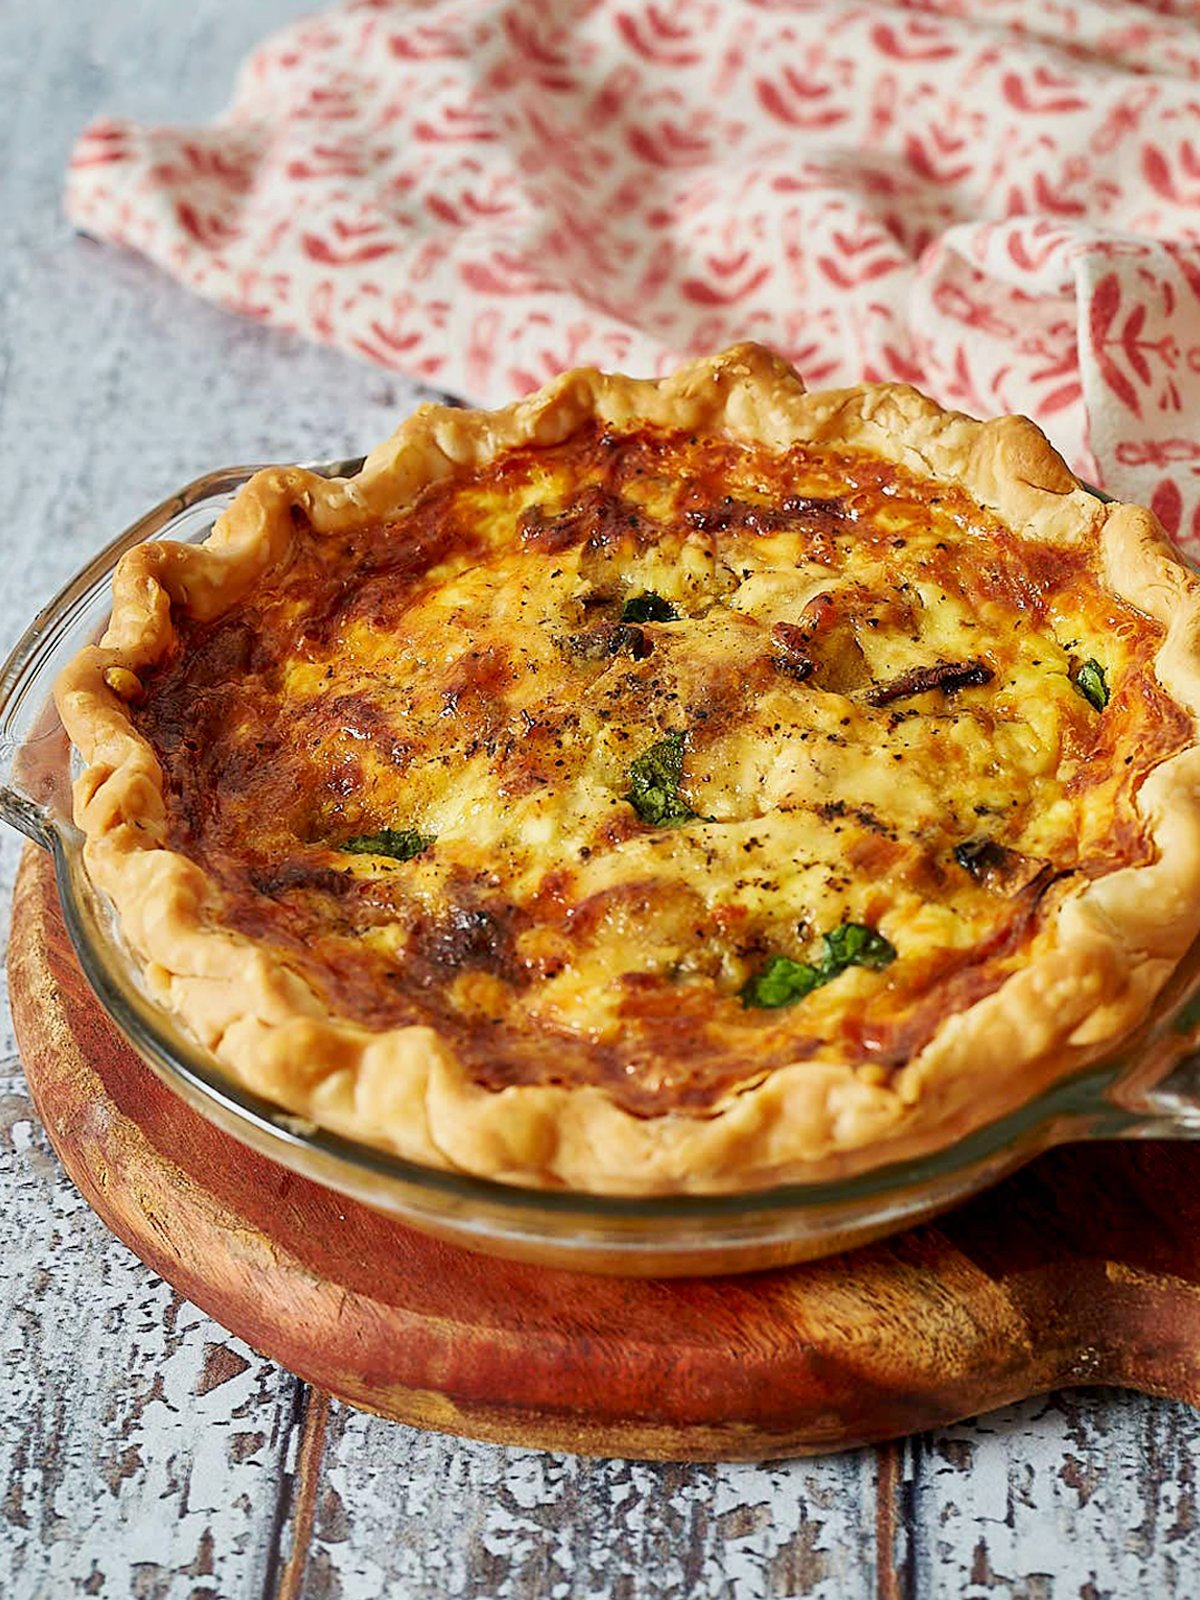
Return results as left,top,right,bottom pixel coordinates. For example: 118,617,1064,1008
132,425,1190,1115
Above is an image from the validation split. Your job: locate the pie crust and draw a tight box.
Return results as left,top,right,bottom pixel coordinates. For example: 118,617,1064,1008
55,344,1200,1194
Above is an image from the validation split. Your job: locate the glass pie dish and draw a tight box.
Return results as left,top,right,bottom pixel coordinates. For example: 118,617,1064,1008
6,461,1200,1277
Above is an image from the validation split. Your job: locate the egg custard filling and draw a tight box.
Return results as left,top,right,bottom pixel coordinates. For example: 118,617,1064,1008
56,346,1200,1192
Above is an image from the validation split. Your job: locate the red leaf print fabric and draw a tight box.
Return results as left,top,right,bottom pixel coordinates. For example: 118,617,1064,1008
65,0,1200,549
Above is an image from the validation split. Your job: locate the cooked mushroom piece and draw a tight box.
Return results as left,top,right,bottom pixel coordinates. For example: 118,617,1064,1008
562,621,652,661
771,621,815,682
771,591,869,693
867,659,993,708
954,837,1048,896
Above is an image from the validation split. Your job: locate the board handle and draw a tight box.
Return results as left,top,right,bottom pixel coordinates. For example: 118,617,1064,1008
0,455,366,851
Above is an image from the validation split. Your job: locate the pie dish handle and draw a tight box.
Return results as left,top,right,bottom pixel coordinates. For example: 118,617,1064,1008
0,456,366,852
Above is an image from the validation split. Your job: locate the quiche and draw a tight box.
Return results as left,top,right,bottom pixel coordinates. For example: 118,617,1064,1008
55,345,1200,1194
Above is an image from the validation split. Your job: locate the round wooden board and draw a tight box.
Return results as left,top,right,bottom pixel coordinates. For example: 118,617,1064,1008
11,844,1200,1460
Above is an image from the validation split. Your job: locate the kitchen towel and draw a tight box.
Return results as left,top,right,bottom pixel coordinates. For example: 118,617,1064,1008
67,0,1200,545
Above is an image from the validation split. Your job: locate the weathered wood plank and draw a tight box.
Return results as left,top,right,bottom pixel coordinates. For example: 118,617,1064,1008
889,1395,1200,1597
0,1059,309,1598
0,0,410,651
293,1401,879,1599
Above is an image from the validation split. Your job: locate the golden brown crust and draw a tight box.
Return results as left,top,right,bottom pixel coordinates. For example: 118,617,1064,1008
54,344,1200,1193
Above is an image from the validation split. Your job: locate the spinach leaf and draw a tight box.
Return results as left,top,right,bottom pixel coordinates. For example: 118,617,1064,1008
340,828,433,861
626,731,695,827
821,921,896,975
741,921,896,1009
1072,658,1109,712
621,591,679,624
739,955,824,1009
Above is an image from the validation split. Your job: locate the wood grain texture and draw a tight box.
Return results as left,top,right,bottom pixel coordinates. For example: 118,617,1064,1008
0,1052,305,1598
297,1410,880,1599
904,1395,1200,1597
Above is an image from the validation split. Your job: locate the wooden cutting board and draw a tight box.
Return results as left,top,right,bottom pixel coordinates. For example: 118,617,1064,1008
10,842,1200,1460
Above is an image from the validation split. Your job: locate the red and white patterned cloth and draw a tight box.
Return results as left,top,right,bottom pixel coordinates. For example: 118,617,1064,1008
68,0,1200,548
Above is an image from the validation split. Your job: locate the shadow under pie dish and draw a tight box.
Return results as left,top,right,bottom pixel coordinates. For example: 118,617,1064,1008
52,344,1200,1197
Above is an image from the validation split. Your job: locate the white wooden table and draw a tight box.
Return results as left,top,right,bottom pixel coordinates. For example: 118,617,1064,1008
2,5,1199,1594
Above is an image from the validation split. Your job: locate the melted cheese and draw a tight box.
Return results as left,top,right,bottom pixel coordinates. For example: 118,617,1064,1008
134,426,1188,1115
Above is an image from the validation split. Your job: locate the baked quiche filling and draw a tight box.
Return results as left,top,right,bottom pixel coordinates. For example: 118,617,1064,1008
129,421,1189,1119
